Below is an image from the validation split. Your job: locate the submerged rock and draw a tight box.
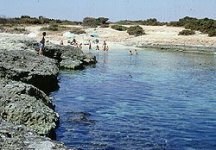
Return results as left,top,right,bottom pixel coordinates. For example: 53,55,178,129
0,50,59,93
0,119,76,150
67,112,95,125
0,79,58,136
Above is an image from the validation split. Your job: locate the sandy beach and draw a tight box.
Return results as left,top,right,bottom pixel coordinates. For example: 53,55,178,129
23,24,216,53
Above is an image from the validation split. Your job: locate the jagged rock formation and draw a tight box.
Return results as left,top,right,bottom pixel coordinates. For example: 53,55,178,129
0,33,36,51
0,33,97,149
0,49,59,93
0,119,76,150
0,79,58,136
44,44,97,69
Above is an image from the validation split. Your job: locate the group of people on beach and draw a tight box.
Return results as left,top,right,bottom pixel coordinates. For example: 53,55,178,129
94,40,109,51
38,32,140,57
69,38,109,51
129,49,138,55
38,31,111,55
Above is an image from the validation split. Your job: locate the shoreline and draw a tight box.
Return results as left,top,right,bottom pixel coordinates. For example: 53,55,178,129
137,43,216,55
104,41,216,55
0,24,216,149
0,33,96,149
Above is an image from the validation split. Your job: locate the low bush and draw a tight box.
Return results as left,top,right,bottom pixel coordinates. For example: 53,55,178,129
169,16,216,37
208,30,216,37
127,25,145,36
40,24,59,31
116,19,166,26
0,16,79,25
100,24,109,28
83,17,109,27
111,25,128,31
70,27,86,34
0,26,28,34
178,29,195,35
13,27,26,33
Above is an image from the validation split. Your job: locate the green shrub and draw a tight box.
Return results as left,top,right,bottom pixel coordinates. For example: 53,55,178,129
70,27,86,34
83,17,109,27
127,25,145,36
167,21,183,27
178,29,195,36
116,20,134,25
141,18,165,26
13,27,26,32
0,16,79,25
169,16,216,37
208,30,216,37
41,24,59,31
21,15,31,19
116,19,166,26
111,25,128,31
100,24,109,28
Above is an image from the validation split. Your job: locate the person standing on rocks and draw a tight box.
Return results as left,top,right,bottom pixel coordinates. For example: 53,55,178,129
39,32,46,55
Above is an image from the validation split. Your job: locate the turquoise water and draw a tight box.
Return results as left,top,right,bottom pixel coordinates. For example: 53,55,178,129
52,49,216,150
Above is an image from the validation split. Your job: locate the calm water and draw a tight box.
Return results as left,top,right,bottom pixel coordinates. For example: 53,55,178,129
51,48,216,150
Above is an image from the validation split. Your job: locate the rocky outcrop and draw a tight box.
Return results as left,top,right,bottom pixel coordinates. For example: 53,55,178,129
0,119,76,150
0,79,58,136
0,49,59,93
0,33,97,149
0,33,36,51
44,44,97,69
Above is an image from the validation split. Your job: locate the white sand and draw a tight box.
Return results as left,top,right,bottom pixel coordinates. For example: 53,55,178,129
25,25,216,50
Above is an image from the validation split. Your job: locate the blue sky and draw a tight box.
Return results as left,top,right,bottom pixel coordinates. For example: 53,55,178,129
0,0,216,21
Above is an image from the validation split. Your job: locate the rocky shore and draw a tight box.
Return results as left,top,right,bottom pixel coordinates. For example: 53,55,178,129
138,43,216,54
0,33,96,149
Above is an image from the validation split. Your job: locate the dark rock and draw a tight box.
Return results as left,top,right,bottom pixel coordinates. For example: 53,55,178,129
67,112,95,125
0,50,59,93
0,79,58,135
60,59,84,70
44,44,97,69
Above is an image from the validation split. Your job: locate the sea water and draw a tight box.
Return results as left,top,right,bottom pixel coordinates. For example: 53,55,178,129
51,48,216,150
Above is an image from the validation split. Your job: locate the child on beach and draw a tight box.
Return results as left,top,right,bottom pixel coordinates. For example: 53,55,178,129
79,43,83,49
134,49,138,55
39,32,46,55
60,40,64,45
96,45,100,50
106,45,109,51
103,41,107,51
89,40,92,50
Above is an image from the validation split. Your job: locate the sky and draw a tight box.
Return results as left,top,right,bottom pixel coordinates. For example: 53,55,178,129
0,0,216,22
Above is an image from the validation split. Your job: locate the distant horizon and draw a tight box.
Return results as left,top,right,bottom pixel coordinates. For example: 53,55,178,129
1,15,216,23
1,0,216,22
